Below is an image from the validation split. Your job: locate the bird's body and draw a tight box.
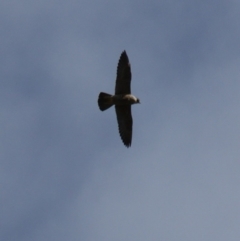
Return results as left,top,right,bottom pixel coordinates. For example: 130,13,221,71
98,93,139,108
113,94,139,105
98,51,140,147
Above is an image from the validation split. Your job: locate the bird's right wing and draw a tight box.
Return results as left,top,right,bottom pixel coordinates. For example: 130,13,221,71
115,51,132,95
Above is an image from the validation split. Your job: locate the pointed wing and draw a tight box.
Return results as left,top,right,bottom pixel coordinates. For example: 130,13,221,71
115,51,132,95
115,105,132,147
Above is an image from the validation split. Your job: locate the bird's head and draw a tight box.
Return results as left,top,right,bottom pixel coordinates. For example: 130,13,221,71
129,95,140,104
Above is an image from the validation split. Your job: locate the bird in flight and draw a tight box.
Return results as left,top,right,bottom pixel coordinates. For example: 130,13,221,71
98,50,140,147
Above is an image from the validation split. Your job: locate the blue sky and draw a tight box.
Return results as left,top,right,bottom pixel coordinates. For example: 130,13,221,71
1,1,240,240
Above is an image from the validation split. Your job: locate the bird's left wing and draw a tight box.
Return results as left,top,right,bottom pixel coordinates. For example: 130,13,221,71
115,105,132,147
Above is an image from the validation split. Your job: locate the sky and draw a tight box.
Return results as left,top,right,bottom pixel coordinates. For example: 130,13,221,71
1,0,240,240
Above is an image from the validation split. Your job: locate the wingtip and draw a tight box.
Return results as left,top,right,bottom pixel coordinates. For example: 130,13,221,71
124,142,131,148
119,50,129,65
121,50,127,56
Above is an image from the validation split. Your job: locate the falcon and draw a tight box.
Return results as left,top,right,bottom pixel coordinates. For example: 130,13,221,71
98,50,140,147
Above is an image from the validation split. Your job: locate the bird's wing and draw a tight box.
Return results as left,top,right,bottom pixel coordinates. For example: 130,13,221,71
115,105,132,147
115,51,132,95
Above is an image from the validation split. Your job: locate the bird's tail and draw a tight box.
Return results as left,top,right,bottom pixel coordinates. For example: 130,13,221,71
98,92,113,111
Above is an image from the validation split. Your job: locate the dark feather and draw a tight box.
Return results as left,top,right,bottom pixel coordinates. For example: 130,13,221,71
115,105,132,147
98,92,113,111
115,51,132,95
